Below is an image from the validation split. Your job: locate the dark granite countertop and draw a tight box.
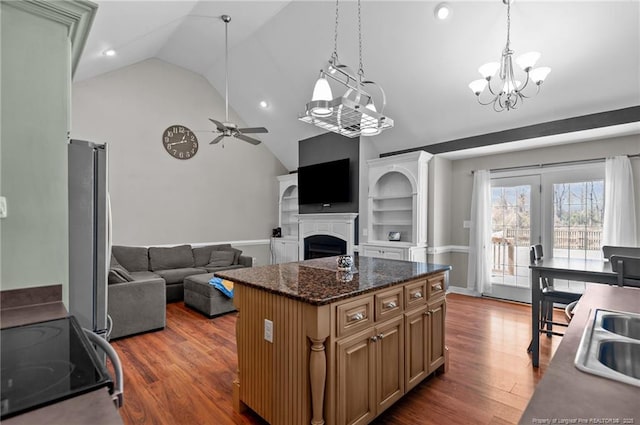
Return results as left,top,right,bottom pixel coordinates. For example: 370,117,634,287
216,256,452,305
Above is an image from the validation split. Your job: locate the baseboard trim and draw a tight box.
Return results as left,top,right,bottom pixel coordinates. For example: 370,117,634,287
446,286,480,297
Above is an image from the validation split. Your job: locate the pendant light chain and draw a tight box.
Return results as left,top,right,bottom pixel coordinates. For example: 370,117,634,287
357,0,364,79
224,17,229,122
506,0,511,50
332,0,339,62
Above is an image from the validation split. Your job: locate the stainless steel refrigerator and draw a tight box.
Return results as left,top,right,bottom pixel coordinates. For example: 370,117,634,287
68,139,109,339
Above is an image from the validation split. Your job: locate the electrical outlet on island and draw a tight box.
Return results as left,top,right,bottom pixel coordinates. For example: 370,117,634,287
264,319,273,343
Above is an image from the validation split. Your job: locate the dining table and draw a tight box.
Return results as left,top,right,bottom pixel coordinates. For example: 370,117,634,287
529,257,617,367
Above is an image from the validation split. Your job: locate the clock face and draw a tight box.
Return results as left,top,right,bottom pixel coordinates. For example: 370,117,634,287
162,125,198,160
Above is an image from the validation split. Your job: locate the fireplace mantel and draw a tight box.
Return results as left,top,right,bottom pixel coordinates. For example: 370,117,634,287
298,213,358,259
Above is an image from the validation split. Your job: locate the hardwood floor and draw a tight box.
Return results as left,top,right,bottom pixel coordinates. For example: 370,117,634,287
110,294,561,425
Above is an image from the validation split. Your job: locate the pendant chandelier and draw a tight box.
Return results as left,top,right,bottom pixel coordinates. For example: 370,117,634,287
298,0,393,137
468,0,551,112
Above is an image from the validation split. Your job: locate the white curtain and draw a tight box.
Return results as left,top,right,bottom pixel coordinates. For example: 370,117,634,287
467,169,492,294
602,156,638,247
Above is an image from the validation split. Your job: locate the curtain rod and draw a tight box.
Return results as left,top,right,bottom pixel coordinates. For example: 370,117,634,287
471,153,640,174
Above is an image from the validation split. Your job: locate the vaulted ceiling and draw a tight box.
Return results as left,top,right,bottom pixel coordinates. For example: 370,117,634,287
76,1,640,171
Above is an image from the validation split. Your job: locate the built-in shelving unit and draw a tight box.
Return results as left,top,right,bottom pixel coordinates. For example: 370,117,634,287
362,151,432,261
273,174,299,264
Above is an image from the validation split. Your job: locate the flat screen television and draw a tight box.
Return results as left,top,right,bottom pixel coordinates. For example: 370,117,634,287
298,158,350,205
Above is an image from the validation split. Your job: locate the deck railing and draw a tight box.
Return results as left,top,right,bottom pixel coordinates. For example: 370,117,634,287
491,227,602,275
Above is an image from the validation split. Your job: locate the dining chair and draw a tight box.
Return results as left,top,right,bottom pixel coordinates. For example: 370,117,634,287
602,245,640,261
609,255,640,287
527,244,582,353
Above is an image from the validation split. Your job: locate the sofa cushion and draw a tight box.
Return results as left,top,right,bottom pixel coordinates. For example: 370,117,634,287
204,264,246,273
149,245,195,271
192,244,232,267
112,246,149,272
207,250,235,267
154,267,207,284
129,270,162,281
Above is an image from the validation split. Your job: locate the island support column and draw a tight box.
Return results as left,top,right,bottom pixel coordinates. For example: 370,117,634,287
305,304,331,425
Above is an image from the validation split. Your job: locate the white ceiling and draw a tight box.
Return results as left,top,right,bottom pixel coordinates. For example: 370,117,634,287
76,0,640,171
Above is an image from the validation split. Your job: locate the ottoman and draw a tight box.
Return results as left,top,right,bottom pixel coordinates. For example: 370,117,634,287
184,273,236,317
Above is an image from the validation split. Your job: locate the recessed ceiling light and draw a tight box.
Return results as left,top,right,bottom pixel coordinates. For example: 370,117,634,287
434,3,451,20
103,49,116,57
259,100,269,109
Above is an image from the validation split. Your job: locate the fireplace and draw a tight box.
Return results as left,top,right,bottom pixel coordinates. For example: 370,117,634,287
304,235,347,259
298,213,358,260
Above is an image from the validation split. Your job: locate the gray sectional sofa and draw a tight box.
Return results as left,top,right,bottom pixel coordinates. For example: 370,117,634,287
107,243,251,339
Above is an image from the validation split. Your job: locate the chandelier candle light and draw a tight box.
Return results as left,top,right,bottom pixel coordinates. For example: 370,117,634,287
299,0,393,137
468,0,551,112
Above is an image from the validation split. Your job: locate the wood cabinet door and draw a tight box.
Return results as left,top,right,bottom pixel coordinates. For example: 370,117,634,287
404,306,429,391
428,297,446,373
376,315,405,414
336,328,376,425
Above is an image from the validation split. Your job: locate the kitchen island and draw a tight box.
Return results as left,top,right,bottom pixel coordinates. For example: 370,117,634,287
217,256,451,425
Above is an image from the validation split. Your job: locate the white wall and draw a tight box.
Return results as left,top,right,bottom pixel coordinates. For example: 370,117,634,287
72,59,287,263
0,4,70,293
445,134,640,288
427,155,453,267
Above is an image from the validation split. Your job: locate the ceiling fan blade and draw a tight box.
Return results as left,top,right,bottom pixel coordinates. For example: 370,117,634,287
209,134,225,145
208,118,227,132
234,133,262,145
237,127,268,134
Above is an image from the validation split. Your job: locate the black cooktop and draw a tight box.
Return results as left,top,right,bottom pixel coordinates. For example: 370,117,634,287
0,316,113,419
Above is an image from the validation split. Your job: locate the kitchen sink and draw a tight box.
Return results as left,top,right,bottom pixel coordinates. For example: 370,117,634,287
575,309,640,387
601,314,640,340
598,341,640,379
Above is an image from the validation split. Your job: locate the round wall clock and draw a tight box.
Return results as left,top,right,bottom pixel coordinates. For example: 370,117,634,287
162,125,198,160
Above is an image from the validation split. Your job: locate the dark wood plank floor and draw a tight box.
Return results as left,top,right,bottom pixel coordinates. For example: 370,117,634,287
110,294,560,425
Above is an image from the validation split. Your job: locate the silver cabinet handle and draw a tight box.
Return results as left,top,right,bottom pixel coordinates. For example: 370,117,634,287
384,301,397,309
433,283,443,291
377,333,384,340
84,329,124,408
370,335,378,342
350,312,365,322
412,291,423,299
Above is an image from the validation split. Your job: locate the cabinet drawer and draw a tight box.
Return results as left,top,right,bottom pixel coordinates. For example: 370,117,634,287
375,287,404,322
362,245,405,260
427,273,446,299
336,296,374,338
404,279,427,309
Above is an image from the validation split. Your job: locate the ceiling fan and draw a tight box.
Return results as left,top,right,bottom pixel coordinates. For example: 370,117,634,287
209,15,268,146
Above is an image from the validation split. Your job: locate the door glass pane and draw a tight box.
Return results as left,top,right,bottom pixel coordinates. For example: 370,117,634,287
552,180,604,260
491,184,532,288
552,179,604,292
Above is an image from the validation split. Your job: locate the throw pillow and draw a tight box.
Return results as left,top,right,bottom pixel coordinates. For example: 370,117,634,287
206,250,235,267
110,253,122,269
229,247,243,264
108,265,134,284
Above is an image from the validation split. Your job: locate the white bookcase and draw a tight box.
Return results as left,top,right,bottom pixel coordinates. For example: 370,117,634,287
273,174,299,263
362,151,432,262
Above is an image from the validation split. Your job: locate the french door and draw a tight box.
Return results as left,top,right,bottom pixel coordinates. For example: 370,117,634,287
486,164,605,302
489,175,541,302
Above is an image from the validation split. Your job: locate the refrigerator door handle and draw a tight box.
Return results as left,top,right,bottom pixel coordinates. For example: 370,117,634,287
83,329,124,408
